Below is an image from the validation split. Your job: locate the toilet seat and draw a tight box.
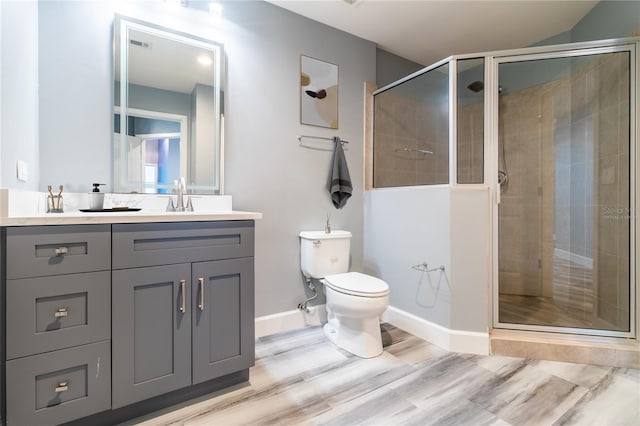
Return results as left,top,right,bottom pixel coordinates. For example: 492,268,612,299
323,272,389,298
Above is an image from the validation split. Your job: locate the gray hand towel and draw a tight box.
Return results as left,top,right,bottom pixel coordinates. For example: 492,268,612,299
328,137,352,209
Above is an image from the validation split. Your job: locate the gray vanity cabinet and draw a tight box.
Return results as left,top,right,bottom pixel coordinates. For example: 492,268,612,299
111,264,192,408
192,258,255,383
111,221,255,410
3,225,112,426
2,220,255,424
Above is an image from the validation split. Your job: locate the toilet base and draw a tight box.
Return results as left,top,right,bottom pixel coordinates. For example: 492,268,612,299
323,316,383,358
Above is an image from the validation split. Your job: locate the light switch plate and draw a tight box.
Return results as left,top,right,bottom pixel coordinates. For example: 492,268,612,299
16,160,28,182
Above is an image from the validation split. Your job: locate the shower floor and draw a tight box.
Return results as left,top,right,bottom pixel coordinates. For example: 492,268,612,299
499,257,595,329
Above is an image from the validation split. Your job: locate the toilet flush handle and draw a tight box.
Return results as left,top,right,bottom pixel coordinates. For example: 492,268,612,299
313,240,321,247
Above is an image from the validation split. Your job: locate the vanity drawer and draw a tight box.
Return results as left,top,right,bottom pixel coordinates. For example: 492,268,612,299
6,225,111,279
112,221,254,269
6,271,110,360
5,341,111,426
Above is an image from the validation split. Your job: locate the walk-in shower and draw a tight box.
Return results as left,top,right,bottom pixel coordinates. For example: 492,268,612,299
371,37,638,341
496,46,633,335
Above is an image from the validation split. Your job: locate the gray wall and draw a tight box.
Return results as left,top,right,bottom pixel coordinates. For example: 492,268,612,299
0,1,39,191
571,0,640,42
222,1,375,316
116,82,193,119
364,187,452,327
38,0,113,192
2,0,375,318
376,48,423,89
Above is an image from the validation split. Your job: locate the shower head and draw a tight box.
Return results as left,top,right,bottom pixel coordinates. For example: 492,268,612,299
467,81,484,93
466,81,504,94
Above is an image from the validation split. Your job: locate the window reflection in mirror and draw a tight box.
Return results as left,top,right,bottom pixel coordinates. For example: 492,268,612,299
114,16,223,194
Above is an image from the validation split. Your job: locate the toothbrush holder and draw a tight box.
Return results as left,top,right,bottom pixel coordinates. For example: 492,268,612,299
47,195,64,213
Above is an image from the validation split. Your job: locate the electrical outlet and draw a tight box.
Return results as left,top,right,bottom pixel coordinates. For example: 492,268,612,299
16,160,28,182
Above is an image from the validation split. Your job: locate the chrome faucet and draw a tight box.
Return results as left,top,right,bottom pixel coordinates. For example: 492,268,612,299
176,178,185,212
166,177,193,212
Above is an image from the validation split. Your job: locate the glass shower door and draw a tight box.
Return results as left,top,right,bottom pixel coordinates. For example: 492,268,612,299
495,46,633,334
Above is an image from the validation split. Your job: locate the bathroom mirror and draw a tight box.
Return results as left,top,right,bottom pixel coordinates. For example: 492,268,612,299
114,15,223,194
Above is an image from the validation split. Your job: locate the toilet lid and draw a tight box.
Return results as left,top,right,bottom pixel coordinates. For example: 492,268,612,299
323,272,389,297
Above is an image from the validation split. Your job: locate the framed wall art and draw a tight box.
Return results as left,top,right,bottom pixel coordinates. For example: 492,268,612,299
300,55,338,129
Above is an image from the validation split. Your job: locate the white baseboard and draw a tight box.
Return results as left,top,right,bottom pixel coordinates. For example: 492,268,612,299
255,305,489,355
382,306,489,355
255,305,327,338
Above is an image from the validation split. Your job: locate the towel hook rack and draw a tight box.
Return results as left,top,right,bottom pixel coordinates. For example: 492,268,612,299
297,135,349,144
411,262,445,273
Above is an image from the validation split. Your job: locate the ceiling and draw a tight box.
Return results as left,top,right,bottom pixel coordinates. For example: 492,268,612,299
266,0,599,66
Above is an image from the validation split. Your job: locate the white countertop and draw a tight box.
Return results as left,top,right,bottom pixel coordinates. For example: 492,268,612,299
0,210,262,226
0,189,262,226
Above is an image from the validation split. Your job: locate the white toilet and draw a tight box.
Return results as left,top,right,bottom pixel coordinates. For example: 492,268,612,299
299,230,390,358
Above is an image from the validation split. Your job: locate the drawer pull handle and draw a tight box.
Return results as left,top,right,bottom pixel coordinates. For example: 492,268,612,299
55,381,69,393
179,280,186,313
198,278,205,311
54,308,69,318
54,247,69,255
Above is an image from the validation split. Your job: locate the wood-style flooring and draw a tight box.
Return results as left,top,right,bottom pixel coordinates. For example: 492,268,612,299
498,256,626,330
126,324,640,426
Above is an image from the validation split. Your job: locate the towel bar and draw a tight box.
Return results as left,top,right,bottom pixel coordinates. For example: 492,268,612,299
297,135,348,144
395,148,432,155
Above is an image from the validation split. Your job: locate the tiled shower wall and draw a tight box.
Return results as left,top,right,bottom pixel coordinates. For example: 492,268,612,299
373,92,449,187
456,101,484,184
592,52,630,329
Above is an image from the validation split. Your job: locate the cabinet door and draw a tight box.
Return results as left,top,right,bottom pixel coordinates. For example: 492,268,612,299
112,264,191,409
192,257,255,384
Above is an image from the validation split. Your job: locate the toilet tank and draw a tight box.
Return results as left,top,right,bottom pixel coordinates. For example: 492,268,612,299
299,230,351,279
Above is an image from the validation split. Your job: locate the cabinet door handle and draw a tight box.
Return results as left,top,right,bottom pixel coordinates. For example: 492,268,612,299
198,278,205,311
55,381,69,393
179,280,186,313
54,307,69,317
54,247,69,255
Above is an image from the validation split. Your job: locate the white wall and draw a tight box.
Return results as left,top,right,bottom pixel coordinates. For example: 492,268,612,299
0,0,39,191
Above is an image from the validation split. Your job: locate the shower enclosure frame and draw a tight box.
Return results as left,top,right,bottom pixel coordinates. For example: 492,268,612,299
486,38,638,338
371,36,639,341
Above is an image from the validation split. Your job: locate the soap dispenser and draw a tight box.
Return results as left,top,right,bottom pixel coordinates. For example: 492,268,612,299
89,183,106,210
